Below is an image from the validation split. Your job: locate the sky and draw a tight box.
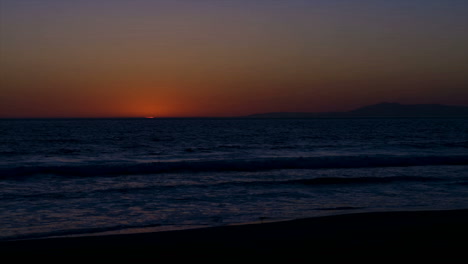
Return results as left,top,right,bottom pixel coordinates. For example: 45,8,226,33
1,0,468,118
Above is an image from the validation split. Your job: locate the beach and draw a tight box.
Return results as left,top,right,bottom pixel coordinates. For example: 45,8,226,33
2,209,467,260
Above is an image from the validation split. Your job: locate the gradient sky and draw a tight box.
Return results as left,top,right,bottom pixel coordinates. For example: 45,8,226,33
1,0,468,117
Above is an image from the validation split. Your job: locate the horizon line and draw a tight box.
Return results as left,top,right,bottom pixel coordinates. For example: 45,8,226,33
2,102,468,120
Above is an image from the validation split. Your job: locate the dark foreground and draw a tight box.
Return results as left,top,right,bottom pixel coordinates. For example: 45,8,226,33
2,209,468,261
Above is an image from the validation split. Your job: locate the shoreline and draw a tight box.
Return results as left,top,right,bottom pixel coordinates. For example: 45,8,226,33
2,208,468,259
1,206,453,242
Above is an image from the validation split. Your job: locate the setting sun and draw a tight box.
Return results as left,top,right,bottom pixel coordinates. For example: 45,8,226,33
1,0,467,118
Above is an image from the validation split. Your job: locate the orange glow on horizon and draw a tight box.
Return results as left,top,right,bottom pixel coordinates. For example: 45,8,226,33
1,1,467,118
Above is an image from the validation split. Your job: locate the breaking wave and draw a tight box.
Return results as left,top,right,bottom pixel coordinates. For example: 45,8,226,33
1,175,449,201
1,154,467,179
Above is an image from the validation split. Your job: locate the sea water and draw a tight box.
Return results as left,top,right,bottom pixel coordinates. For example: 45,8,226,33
1,118,467,240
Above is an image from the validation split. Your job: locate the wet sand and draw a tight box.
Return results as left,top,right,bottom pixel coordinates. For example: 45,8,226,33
2,209,467,261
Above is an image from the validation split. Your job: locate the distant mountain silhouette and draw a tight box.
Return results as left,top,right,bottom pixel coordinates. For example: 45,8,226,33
246,103,468,118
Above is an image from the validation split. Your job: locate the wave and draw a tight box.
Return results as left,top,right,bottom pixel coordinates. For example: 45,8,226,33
0,175,453,202
400,141,468,149
282,175,440,185
192,175,444,191
0,223,163,241
0,206,367,241
1,154,468,179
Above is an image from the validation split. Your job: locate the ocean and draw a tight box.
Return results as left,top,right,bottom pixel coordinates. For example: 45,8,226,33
1,118,467,240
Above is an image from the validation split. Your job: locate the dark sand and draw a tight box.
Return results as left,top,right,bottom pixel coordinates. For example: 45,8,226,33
2,209,468,261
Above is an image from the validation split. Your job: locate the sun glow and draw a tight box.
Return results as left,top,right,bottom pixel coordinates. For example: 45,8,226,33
1,1,467,118
117,94,192,118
